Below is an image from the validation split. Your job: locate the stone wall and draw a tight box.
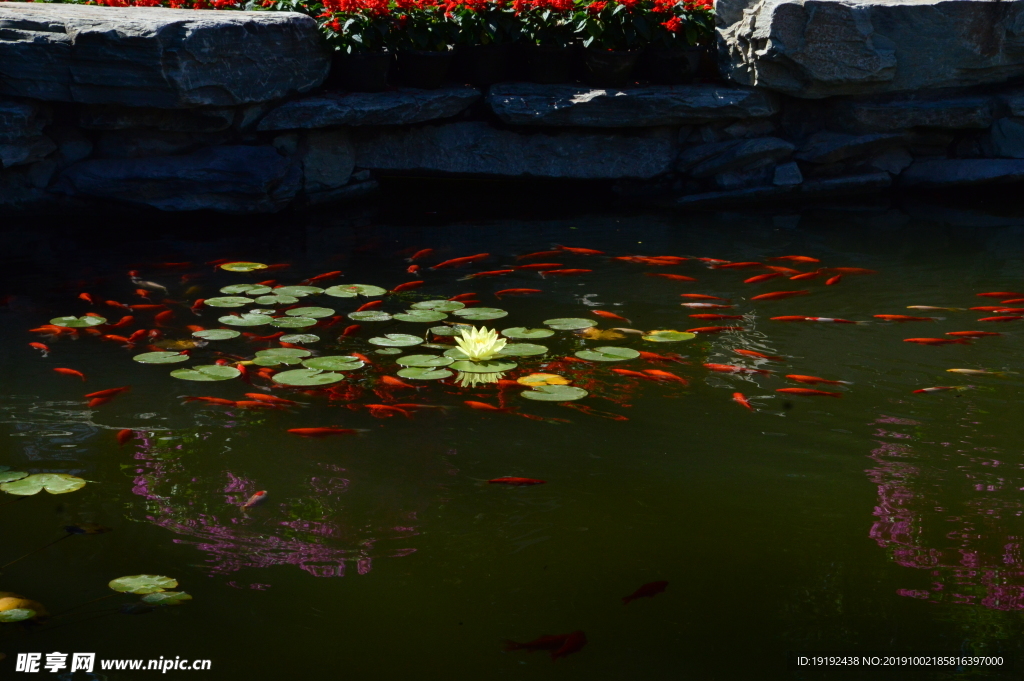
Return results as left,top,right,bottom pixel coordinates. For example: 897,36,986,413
3,0,1024,214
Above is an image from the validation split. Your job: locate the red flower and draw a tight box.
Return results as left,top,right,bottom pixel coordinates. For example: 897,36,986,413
587,1,606,13
661,15,684,31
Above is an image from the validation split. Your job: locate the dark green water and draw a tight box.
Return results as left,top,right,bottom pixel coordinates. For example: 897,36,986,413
2,196,1024,680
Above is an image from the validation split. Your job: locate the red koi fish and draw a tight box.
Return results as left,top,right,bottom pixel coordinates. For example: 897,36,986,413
744,273,784,284
244,393,297,406
555,245,604,255
107,315,134,329
976,292,1023,298
287,428,360,437
86,386,131,399
645,273,698,282
978,316,1023,322
969,307,1008,312
341,324,361,337
913,386,965,394
696,258,729,264
686,326,745,333
776,387,842,397
29,342,50,357
551,631,587,661
303,271,341,284
516,250,564,261
431,253,489,269
105,300,131,311
638,351,685,363
786,374,850,385
611,368,650,379
1000,298,1024,304
680,294,729,301
768,255,820,263
825,275,842,286
366,404,412,418
109,428,134,449
406,265,420,274
689,314,744,320
406,248,435,262
504,634,572,653
593,310,630,322
53,368,85,381
704,363,770,375
78,292,95,305
391,281,424,292
488,477,546,485
732,392,754,410
241,490,267,511
495,289,542,299
154,311,174,326
765,266,801,275
874,315,935,322
87,396,112,408
712,262,763,270
804,317,858,324
134,289,151,300
356,300,383,312
351,352,373,364
904,338,971,345
751,290,809,301
541,269,592,276
514,263,563,271
771,316,810,322
946,331,1001,337
464,400,507,413
681,303,733,309
825,267,877,275
622,580,669,604
127,329,148,344
234,400,281,410
995,308,1024,313
642,369,687,384
733,349,783,361
184,396,236,406
130,304,165,311
101,334,131,344
449,293,478,301
789,271,823,281
459,270,513,280
381,376,418,389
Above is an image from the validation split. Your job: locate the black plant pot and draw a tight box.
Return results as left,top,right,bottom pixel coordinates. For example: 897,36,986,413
582,48,640,88
642,46,703,85
332,51,392,92
397,50,454,90
519,44,575,84
455,43,513,86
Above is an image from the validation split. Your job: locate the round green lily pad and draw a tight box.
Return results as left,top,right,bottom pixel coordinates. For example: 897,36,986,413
325,284,387,298
280,334,319,343
256,348,311,359
521,385,589,402
193,329,240,341
1,473,86,496
421,343,455,350
396,354,454,367
133,351,190,364
220,284,271,295
0,609,36,622
395,310,448,323
204,297,254,308
271,316,317,329
301,356,365,371
375,348,402,355
544,318,595,331
274,286,324,297
140,591,192,606
0,471,28,484
170,365,241,381
443,347,469,360
449,360,518,373
286,307,334,318
502,327,555,339
250,309,277,315
429,324,473,336
51,315,107,328
574,347,640,362
349,311,392,322
253,356,301,367
273,369,344,386
219,313,273,327
452,307,508,321
221,262,267,272
397,367,452,380
369,334,423,347
255,294,299,306
411,300,465,312
642,331,697,343
109,575,178,595
499,343,548,357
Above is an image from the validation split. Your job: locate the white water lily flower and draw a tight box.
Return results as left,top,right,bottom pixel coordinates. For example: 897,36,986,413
455,371,505,388
455,326,506,362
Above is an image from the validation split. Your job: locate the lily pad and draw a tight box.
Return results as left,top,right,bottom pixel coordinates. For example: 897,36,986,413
280,334,320,344
325,284,387,298
219,313,273,327
348,311,392,322
204,297,254,308
544,318,595,331
140,591,192,606
518,373,570,387
642,330,697,343
449,360,518,373
443,347,469,360
253,356,298,367
133,351,190,364
220,262,267,272
375,348,402,355
286,307,334,319
521,385,589,402
220,284,272,295
301,356,365,371
396,354,454,368
394,310,448,323
574,347,640,362
502,327,555,339
193,329,240,341
0,609,36,623
274,286,324,297
50,315,107,328
411,300,465,312
1,473,87,496
397,367,452,380
250,309,277,315
0,471,28,484
421,343,455,350
271,316,317,328
170,365,241,381
452,307,508,321
255,294,299,306
499,343,548,357
273,368,344,386
429,324,473,336
109,575,178,595
257,348,312,359
368,334,423,347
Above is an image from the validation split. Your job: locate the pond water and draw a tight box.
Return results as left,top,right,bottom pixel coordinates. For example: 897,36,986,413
2,192,1024,680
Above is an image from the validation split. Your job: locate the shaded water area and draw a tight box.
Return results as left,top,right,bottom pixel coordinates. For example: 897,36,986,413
3,186,1024,680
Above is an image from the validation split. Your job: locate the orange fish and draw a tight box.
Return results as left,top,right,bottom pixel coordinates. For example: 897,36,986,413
366,404,412,418
978,316,1023,322
969,307,1007,312
825,275,842,286
733,349,783,361
789,271,823,281
105,300,130,310
744,273,784,284
770,316,809,322
516,250,564,261
680,303,733,309
913,386,966,394
244,393,297,406
804,317,857,324
341,324,361,337
751,290,809,301
903,338,971,345
1000,298,1024,304
637,351,685,363
696,258,729,264
184,396,236,406
29,342,50,357
108,315,135,329
680,294,728,301
127,329,148,344
461,270,514,280
765,266,801,275
431,253,489,269
712,262,763,270
241,490,268,511
641,369,687,384
449,293,478,301
776,388,841,397
87,396,113,408
645,273,698,282
732,392,754,410
555,245,603,255
381,376,418,389
391,281,424,292
592,310,630,322
116,429,134,446
53,368,85,381
704,363,770,375
406,248,435,262
234,400,280,410
622,580,669,604
541,269,592,276
611,368,650,379
786,375,850,385
946,331,1001,337
977,292,1023,298
101,334,131,343
495,289,542,298
304,270,341,284
86,386,131,399
825,267,877,275
130,304,165,311
488,477,546,485
78,292,95,304
287,428,359,437
689,314,744,320
874,315,935,322
767,256,820,263
551,631,587,661
514,263,563,271
996,307,1024,313
134,288,151,300
686,326,745,333
356,300,383,312
406,264,420,274
464,400,506,412
351,352,372,365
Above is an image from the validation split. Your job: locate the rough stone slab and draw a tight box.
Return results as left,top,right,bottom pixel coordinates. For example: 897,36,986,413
0,136,56,169
299,129,355,195
0,98,51,145
53,145,300,213
991,117,1024,159
94,130,232,159
79,106,236,132
486,83,779,127
773,161,803,185
257,87,481,131
899,159,1024,187
679,136,794,177
830,93,995,133
352,122,677,179
677,171,890,206
0,3,328,108
795,131,903,164
718,0,1024,99
869,147,912,174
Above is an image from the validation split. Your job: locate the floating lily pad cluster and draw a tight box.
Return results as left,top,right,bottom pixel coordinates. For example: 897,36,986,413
109,575,192,609
1,473,87,496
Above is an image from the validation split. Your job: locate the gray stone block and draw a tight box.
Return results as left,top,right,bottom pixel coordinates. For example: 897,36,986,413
991,117,1024,159
795,131,903,164
0,136,56,169
679,136,794,178
79,106,236,132
353,122,677,179
486,83,779,127
677,172,890,206
49,127,94,167
831,93,994,133
95,130,231,159
53,145,301,213
869,147,913,175
773,161,803,186
257,87,481,131
0,3,328,108
300,129,355,196
899,159,1024,187
0,98,50,144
